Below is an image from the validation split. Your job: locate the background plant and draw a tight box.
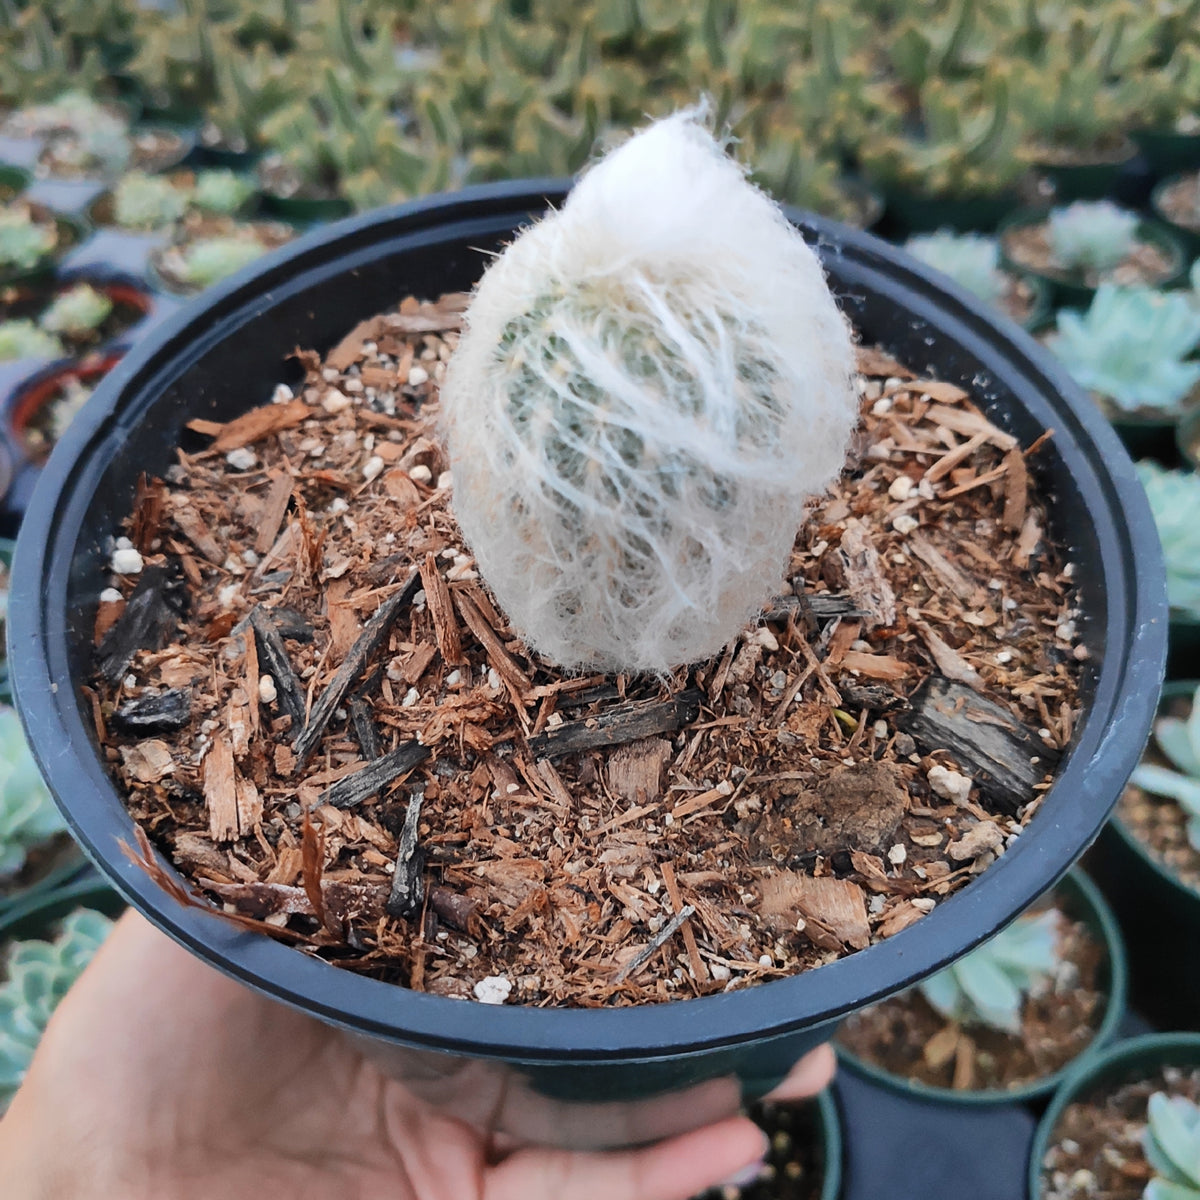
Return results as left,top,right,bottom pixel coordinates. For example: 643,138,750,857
1047,201,1139,273
1131,684,1200,854
1136,461,1200,618
1144,1092,1200,1200
917,909,1059,1034
0,909,114,1111
0,708,68,881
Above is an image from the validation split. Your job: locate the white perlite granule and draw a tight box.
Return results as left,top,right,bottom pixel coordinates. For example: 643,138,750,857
440,108,858,673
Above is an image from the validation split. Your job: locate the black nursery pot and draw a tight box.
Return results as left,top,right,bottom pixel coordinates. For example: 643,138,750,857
7,181,1167,1151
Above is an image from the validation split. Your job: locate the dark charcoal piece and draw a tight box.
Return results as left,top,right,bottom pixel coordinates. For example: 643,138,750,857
561,683,623,709
270,606,316,642
386,787,425,919
901,676,1061,814
348,696,382,762
248,608,306,728
839,683,910,713
111,688,192,733
293,567,421,769
319,741,430,810
529,688,706,758
96,560,188,686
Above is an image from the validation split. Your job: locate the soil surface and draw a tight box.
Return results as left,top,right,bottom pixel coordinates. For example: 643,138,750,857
835,896,1107,1091
1037,1065,1200,1199
87,293,1083,1007
697,1099,824,1199
1156,172,1200,233
1002,223,1175,290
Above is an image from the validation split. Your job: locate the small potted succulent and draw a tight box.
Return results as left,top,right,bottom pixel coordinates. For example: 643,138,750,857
903,230,1049,330
35,281,153,355
8,111,1164,1150
836,870,1125,1104
0,708,81,914
1131,463,1200,681
1152,169,1200,259
0,91,133,180
150,224,294,295
1088,678,1200,1029
1000,201,1188,309
1044,286,1200,460
0,885,118,1113
1030,1033,1200,1200
89,170,191,232
189,169,257,218
0,203,83,289
7,350,126,466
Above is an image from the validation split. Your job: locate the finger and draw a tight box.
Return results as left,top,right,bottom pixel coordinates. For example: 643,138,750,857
761,1043,837,1102
486,1115,768,1200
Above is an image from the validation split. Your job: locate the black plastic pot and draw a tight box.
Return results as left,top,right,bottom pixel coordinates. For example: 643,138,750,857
7,180,1167,1150
1029,138,1140,203
1085,681,1200,1030
1027,1032,1200,1199
836,869,1127,1107
877,183,1022,239
1135,127,1200,180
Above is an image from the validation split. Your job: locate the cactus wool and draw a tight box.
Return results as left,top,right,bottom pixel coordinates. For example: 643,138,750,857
440,110,859,674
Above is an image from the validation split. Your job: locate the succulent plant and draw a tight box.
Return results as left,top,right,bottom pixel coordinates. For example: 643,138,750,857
441,110,858,673
177,236,268,287
0,208,56,273
192,169,255,215
1131,684,1200,853
904,230,1006,305
1047,201,1140,274
1144,1092,1200,1200
39,283,112,337
1136,461,1200,619
0,320,64,363
0,708,68,880
1047,286,1200,414
6,91,132,176
0,908,113,1111
917,910,1059,1035
112,171,190,231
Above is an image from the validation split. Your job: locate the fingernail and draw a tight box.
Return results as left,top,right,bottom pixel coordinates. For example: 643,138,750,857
718,1159,766,1188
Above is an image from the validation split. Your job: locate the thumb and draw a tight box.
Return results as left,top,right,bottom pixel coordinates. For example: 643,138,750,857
486,1115,768,1200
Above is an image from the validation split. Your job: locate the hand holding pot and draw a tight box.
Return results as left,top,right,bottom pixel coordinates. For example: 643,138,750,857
0,911,834,1200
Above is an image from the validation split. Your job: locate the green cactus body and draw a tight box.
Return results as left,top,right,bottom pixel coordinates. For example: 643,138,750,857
178,236,268,287
1131,683,1200,853
1047,201,1139,273
0,909,113,1110
0,320,64,364
39,283,112,337
0,709,68,880
112,171,190,231
904,231,1006,304
917,909,1059,1034
1048,286,1200,414
192,169,255,215
1144,1093,1200,1200
1135,462,1200,619
0,210,56,273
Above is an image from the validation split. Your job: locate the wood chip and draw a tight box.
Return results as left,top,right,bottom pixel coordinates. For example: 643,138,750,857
606,738,672,804
190,399,313,453
204,736,240,843
759,872,871,950
420,552,464,666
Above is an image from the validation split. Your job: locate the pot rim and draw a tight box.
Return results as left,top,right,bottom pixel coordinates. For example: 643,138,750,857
8,178,1168,1065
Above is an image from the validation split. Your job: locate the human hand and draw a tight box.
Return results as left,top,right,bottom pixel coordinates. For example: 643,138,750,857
0,911,835,1200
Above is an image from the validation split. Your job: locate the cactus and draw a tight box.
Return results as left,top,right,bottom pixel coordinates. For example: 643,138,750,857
0,708,68,880
917,910,1060,1034
1047,285,1200,414
111,171,190,231
1136,461,1200,619
4,91,132,177
39,283,113,337
0,320,64,363
192,169,255,216
176,236,268,287
904,231,1007,305
205,36,296,153
1131,684,1200,853
0,208,56,273
1047,201,1140,274
0,908,113,1111
440,110,858,673
1143,1092,1200,1200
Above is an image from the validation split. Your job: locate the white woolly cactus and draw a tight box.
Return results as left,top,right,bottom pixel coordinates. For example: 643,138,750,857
441,110,858,673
